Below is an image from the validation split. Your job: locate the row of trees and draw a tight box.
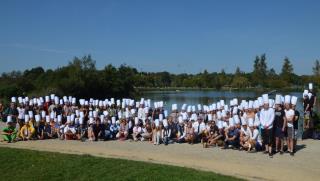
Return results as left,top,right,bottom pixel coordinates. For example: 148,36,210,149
0,54,319,100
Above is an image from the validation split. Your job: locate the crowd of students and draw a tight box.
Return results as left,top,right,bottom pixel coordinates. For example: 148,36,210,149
0,84,316,158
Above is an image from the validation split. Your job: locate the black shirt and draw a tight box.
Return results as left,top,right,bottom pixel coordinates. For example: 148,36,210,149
310,92,316,108
294,110,300,129
274,109,285,128
303,99,311,112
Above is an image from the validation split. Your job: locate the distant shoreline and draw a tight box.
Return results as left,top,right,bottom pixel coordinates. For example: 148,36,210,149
136,86,304,93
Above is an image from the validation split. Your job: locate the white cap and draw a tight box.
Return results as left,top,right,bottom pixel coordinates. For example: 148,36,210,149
217,102,221,109
79,99,85,106
197,104,202,111
140,98,145,105
220,100,225,107
212,103,217,110
172,104,177,111
18,97,23,104
191,106,195,112
275,94,282,105
284,95,291,104
181,104,187,111
7,116,12,123
45,96,50,102
187,106,191,113
309,83,313,90
262,94,269,104
72,98,76,104
291,96,298,105
54,97,59,105
11,97,16,103
303,90,309,97
159,101,164,108
233,98,238,106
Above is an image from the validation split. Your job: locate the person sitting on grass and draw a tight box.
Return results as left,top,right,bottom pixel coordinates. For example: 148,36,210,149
140,121,151,141
116,119,128,141
132,117,142,141
153,119,162,145
223,119,239,149
203,121,221,148
162,119,172,145
176,117,186,143
63,116,77,140
239,120,250,150
185,121,195,145
88,117,96,141
77,117,87,141
1,116,17,143
94,118,104,141
109,117,119,140
19,115,35,141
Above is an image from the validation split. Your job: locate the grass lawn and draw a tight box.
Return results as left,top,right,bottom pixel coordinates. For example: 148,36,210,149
0,147,242,181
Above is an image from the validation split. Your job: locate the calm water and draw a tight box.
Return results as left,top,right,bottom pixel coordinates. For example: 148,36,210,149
140,90,310,139
140,90,305,111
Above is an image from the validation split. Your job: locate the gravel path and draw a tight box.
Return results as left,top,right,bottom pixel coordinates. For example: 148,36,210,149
1,135,319,181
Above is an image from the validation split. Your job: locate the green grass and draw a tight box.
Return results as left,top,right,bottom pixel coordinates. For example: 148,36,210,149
0,147,242,181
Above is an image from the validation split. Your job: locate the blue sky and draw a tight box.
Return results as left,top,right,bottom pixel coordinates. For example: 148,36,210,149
0,0,319,75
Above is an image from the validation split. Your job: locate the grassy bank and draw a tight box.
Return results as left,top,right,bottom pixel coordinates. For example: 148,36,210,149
0,147,242,181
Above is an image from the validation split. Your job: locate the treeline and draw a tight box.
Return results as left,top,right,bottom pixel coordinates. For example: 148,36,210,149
0,54,319,101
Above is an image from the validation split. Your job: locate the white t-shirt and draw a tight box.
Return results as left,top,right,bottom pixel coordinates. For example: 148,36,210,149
285,109,295,127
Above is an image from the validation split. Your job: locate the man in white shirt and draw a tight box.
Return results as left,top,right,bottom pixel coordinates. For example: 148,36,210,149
284,95,295,156
260,94,275,158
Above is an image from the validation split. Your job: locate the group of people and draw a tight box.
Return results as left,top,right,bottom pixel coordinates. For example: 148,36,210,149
0,83,316,158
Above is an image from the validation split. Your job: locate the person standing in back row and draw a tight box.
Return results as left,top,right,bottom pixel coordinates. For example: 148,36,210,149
284,95,295,156
291,96,299,153
273,95,286,154
260,94,275,158
308,83,316,117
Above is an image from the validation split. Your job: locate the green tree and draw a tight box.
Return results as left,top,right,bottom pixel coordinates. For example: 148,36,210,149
280,57,294,84
313,60,320,76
